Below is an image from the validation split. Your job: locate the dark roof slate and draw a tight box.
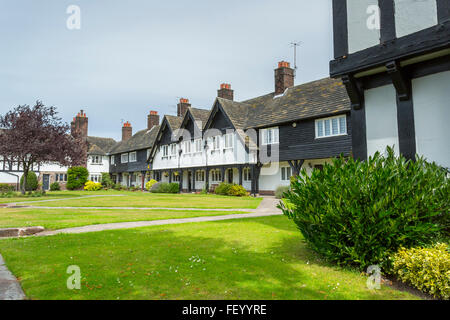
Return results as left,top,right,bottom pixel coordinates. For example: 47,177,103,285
86,136,117,155
216,78,350,130
109,125,160,154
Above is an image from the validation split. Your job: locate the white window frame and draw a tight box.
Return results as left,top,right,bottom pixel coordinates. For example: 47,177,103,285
261,127,279,145
194,139,202,153
129,151,137,162
281,167,292,181
224,133,233,149
183,141,191,154
243,168,252,181
170,144,177,156
121,153,129,164
212,136,221,151
211,169,222,182
91,155,101,164
110,156,115,165
315,115,347,139
162,145,169,158
196,171,205,182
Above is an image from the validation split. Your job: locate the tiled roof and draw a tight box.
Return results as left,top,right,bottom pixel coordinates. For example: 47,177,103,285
86,136,117,155
216,77,350,130
109,125,160,154
165,115,183,131
189,107,210,129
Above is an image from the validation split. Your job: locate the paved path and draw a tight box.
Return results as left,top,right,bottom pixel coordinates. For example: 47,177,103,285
0,254,26,300
38,197,282,236
22,206,251,212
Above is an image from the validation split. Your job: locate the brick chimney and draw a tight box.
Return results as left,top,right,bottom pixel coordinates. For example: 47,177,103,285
218,83,234,100
274,61,294,95
177,98,191,117
147,110,160,130
70,110,88,140
122,121,132,141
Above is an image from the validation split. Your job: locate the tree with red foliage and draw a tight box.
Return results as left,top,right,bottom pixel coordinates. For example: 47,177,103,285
0,101,86,194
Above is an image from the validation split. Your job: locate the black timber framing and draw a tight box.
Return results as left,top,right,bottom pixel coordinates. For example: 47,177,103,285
379,0,396,42
386,61,416,160
287,160,305,176
437,0,450,23
330,20,450,77
332,0,348,59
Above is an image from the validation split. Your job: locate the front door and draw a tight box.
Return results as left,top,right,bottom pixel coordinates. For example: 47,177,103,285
43,174,50,191
228,169,233,184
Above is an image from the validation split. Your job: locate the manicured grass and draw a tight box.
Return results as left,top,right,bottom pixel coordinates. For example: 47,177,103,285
0,216,418,300
0,208,248,230
1,190,262,209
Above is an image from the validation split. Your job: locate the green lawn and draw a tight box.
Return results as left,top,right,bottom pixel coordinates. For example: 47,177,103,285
0,190,262,209
0,216,418,300
0,208,248,230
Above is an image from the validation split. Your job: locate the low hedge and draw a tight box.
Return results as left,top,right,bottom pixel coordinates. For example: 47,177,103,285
214,182,248,197
50,182,61,191
279,147,449,270
150,182,179,194
0,183,14,193
391,243,449,299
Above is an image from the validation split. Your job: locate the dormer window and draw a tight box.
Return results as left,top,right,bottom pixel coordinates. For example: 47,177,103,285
261,127,279,145
212,136,220,151
162,145,169,158
170,144,177,156
224,133,233,149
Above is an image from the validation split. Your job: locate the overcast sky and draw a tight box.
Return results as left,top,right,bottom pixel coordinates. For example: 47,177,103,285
0,0,333,141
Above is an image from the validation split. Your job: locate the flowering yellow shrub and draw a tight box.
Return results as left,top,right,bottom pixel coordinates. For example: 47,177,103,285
84,180,102,191
392,243,450,299
145,179,158,191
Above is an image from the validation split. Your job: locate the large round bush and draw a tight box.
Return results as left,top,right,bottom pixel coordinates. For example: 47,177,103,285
20,171,38,191
279,147,449,270
67,167,89,190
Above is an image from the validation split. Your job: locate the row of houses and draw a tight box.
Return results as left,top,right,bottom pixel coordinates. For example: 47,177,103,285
1,0,448,194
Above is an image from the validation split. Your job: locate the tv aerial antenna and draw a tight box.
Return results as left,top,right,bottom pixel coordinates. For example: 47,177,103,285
290,41,301,78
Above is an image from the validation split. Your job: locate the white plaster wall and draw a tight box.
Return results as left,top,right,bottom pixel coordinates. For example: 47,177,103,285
0,172,23,184
87,155,110,175
347,0,380,53
395,0,437,38
258,160,332,192
152,133,255,171
365,84,400,157
412,71,450,168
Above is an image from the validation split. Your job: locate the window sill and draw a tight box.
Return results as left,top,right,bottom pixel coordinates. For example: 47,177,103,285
315,133,347,139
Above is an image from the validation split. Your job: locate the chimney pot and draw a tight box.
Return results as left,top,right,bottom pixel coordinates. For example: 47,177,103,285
177,98,191,117
275,61,294,95
218,83,234,100
148,110,160,130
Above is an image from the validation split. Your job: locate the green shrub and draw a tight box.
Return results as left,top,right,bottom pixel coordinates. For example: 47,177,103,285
228,184,248,197
20,171,38,191
391,243,449,299
150,182,179,194
50,182,61,191
145,179,158,191
275,185,290,199
215,182,232,195
0,191,15,198
67,167,89,190
101,173,114,188
84,180,102,191
0,183,14,193
279,147,449,270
